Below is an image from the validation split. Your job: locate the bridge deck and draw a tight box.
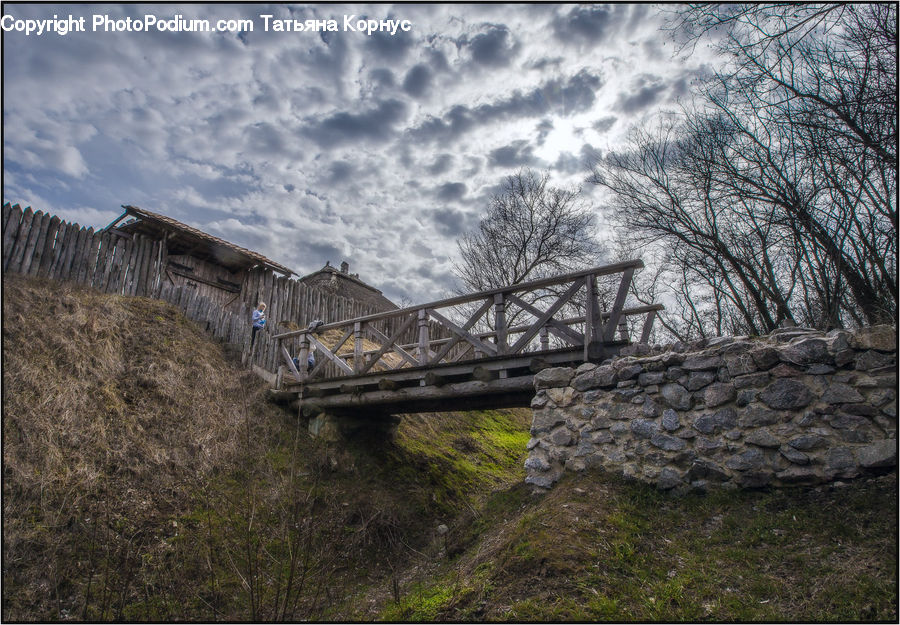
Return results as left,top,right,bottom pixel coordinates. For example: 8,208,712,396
271,260,661,416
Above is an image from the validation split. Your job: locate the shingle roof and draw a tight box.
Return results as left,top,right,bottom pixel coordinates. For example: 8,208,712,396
113,205,295,275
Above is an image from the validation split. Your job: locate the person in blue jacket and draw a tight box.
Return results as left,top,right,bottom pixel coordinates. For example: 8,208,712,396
251,302,266,346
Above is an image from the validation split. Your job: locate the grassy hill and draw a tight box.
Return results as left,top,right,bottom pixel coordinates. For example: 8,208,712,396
2,274,896,621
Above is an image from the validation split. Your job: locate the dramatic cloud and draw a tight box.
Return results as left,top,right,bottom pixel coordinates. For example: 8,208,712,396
2,3,718,304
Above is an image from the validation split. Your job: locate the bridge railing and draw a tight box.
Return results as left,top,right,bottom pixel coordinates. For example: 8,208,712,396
272,259,662,385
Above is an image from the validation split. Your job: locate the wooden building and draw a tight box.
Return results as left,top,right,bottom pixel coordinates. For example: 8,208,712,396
106,205,296,309
298,261,397,311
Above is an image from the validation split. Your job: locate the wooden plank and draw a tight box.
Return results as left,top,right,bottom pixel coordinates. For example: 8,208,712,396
86,230,105,287
494,293,507,354
429,298,494,365
23,211,50,276
364,318,418,368
427,308,499,357
1,202,11,234
508,280,583,354
2,204,23,270
308,333,354,375
37,215,61,277
57,224,82,281
640,309,658,344
506,293,584,346
8,207,35,274
47,221,71,279
602,267,634,342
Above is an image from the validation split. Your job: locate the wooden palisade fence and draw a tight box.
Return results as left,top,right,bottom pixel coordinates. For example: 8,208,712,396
1,203,391,375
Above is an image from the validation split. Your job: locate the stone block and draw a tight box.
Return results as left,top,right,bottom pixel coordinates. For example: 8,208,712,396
855,350,894,371
855,440,897,468
534,366,575,389
776,466,820,483
526,437,540,450
724,353,757,376
735,471,774,488
834,349,856,367
806,364,835,375
591,430,614,444
779,445,810,465
682,353,723,371
733,372,771,389
531,391,548,408
657,467,684,490
769,363,804,377
661,408,680,432
531,410,566,434
867,388,896,406
651,433,687,451
694,437,723,455
642,397,660,417
547,387,578,407
630,418,659,439
524,455,551,472
778,338,830,365
549,426,574,446
617,364,644,381
573,364,617,391
745,429,780,448
750,346,780,370
725,448,766,471
738,406,781,428
638,371,666,386
704,382,736,407
825,447,859,477
760,378,814,410
850,325,896,352
687,458,730,482
736,389,758,407
686,371,716,391
820,383,864,404
665,366,685,381
661,383,693,410
788,434,827,450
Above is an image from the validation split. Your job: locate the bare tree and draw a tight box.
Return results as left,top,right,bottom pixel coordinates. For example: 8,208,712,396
453,169,603,292
594,4,896,339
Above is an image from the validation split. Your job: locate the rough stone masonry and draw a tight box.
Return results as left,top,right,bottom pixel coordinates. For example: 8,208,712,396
526,325,897,492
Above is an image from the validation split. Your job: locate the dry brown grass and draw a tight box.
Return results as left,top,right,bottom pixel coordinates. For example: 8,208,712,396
2,274,286,619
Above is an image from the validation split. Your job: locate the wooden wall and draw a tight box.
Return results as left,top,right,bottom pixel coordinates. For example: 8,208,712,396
2,203,410,374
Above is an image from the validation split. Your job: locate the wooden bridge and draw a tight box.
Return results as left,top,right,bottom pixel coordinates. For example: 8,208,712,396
271,260,661,417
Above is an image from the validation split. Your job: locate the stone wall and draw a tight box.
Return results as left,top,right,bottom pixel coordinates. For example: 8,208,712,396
526,325,897,492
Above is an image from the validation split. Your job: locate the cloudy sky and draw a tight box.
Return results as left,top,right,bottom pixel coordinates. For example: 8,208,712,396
2,3,714,304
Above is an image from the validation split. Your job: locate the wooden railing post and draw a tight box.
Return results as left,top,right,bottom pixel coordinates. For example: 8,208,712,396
296,335,309,382
417,308,429,365
602,267,634,342
353,321,363,373
539,326,549,350
494,293,507,354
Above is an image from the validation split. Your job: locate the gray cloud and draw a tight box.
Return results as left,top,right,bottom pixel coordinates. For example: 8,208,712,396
615,75,668,113
427,154,454,175
593,116,618,133
466,24,518,67
409,70,602,144
435,182,467,202
431,207,469,236
369,68,395,88
402,64,433,97
303,99,407,146
488,141,538,168
552,4,628,45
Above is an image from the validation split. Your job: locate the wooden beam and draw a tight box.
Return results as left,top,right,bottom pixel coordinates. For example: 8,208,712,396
426,308,498,357
508,280,583,354
506,293,583,346
602,267,634,342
